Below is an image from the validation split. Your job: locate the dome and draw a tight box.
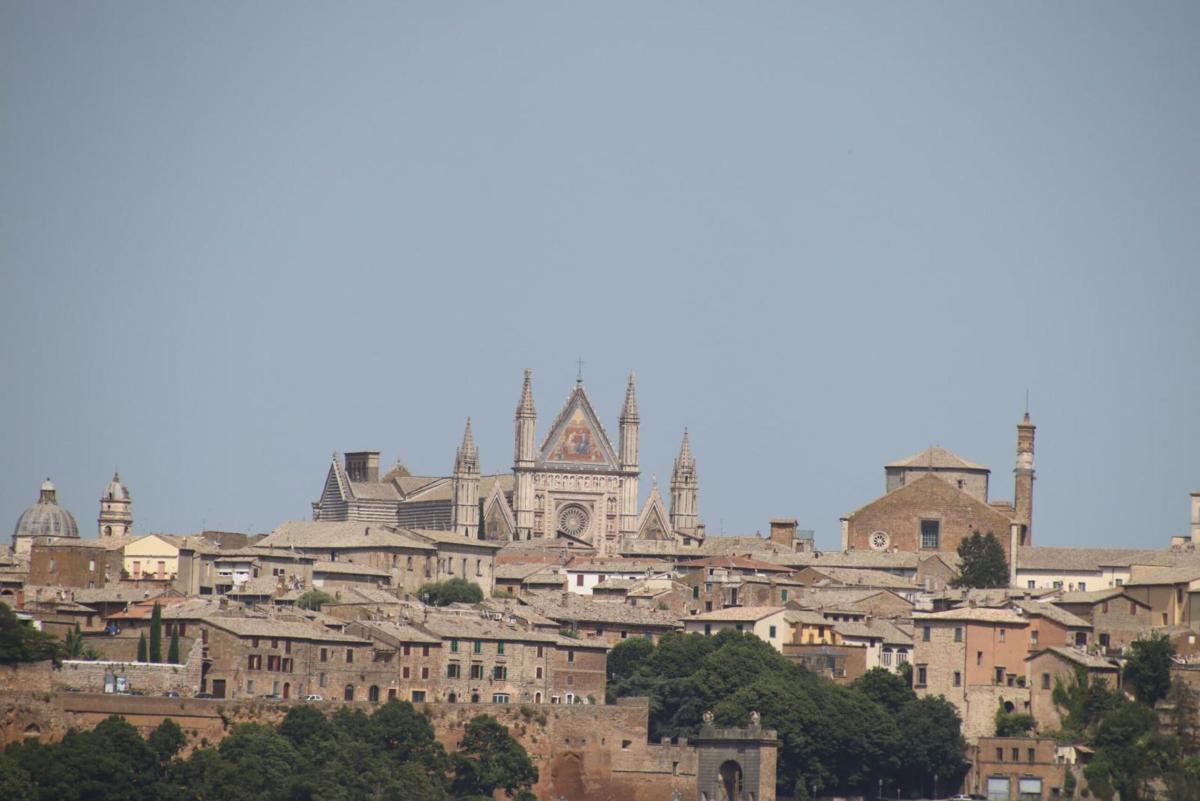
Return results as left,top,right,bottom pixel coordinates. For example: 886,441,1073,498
103,471,130,502
13,478,79,542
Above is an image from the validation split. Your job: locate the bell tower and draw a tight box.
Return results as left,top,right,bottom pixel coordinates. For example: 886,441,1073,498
1014,411,1035,545
513,369,537,539
670,429,699,536
451,419,480,537
98,472,132,538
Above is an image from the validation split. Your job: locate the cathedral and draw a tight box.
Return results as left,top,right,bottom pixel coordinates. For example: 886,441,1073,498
312,370,704,556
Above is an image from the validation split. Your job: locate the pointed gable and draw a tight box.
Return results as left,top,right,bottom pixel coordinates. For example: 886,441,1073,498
321,456,353,504
637,487,674,541
482,481,516,541
538,385,619,470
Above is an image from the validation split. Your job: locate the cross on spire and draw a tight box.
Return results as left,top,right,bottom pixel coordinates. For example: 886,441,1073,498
575,357,585,385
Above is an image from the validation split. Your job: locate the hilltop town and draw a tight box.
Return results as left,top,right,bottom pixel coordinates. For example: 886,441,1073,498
4,369,1199,801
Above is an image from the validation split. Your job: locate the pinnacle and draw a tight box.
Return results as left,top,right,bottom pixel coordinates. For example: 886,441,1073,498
621,372,639,421
517,368,536,417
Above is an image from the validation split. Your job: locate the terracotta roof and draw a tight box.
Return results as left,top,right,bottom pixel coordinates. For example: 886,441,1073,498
404,528,503,550
799,566,916,589
260,522,435,551
204,616,368,643
914,607,1027,624
1125,565,1200,586
312,560,390,577
677,555,793,573
1016,546,1196,571
521,595,683,628
886,446,986,471
354,619,441,645
834,619,913,646
1012,600,1091,628
688,605,786,622
1027,646,1119,671
1054,588,1147,606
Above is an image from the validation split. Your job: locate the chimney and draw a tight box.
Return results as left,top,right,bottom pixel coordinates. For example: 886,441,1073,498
1191,492,1200,544
769,518,798,549
345,451,381,483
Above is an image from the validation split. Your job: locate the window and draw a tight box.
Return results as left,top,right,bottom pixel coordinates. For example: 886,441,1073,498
420,667,429,679
407,556,413,571
704,624,712,636
953,671,961,687
536,666,543,679
470,664,484,680
473,641,482,654
450,640,459,653
977,651,983,666
1042,673,1051,690
1102,601,1110,613
1028,748,1036,763
476,559,482,577
497,641,505,656
620,631,628,639
567,650,575,663
346,649,354,664
344,685,355,701
919,520,940,549
1079,582,1087,591
368,685,380,704
1116,578,1124,586
1099,633,1110,649
402,644,411,656
999,628,1006,643
319,673,326,687
1075,631,1088,647
995,667,1005,684
412,690,426,703
922,626,931,642
1012,748,1019,761
536,645,544,658
954,627,962,643
881,649,893,667
769,626,777,639
272,639,278,649
1027,580,1036,589
576,575,584,586
1031,629,1039,646
916,665,927,687
402,666,410,679
285,640,292,654
1131,602,1137,616
735,624,743,632
1053,581,1063,590
781,590,788,602
493,693,509,703
447,664,461,678
247,679,255,694
898,650,909,664
493,666,507,680
997,747,1004,761
692,586,700,600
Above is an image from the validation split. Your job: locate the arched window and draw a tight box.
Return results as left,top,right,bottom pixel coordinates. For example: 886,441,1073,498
344,685,355,702
470,692,480,704
448,692,457,703
534,692,542,704
368,685,380,703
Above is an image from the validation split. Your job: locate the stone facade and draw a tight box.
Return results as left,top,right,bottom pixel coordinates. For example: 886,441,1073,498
967,737,1069,801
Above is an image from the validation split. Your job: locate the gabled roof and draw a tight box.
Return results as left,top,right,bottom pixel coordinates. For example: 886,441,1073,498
1012,600,1091,628
404,528,503,550
260,521,435,551
914,607,1027,624
636,485,674,542
678,555,793,573
537,384,619,471
886,446,987,471
1015,547,1194,571
797,566,916,589
845,472,1016,523
1054,588,1149,607
1125,565,1200,586
1026,646,1119,671
689,605,786,623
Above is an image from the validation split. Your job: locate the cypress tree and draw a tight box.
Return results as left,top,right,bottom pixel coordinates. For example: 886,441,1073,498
167,628,180,664
149,602,163,663
137,632,148,663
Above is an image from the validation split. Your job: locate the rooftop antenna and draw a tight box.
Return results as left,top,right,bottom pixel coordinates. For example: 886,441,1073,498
575,357,585,386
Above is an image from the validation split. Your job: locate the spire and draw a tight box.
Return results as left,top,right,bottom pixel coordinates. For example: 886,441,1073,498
678,428,694,468
620,372,639,422
517,368,535,418
455,417,479,474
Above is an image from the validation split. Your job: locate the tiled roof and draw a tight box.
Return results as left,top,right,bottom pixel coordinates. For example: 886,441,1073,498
687,605,786,622
404,528,503,550
1015,546,1196,571
227,576,279,597
260,521,435,551
914,607,1027,624
417,611,560,643
204,616,368,643
1013,600,1091,628
1126,565,1200,586
765,551,926,570
521,595,683,628
495,563,558,581
834,620,913,645
565,557,674,573
800,566,916,589
677,555,793,573
328,587,399,605
1054,588,1143,605
354,619,441,645
783,610,831,626
886,446,986,471
1028,646,1119,671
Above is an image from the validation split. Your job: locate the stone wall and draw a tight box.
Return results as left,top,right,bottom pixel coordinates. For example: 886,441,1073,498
51,638,202,695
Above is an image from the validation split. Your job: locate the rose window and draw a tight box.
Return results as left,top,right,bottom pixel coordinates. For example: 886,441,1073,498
558,504,590,538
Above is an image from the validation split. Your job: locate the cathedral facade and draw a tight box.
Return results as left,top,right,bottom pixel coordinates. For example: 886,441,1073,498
312,370,703,556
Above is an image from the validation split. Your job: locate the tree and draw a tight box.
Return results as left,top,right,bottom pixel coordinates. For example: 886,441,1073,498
147,719,187,765
895,696,969,797
0,602,64,663
296,589,335,611
851,668,916,715
1124,635,1174,706
453,715,538,799
417,578,483,606
137,632,148,663
167,627,180,664
608,636,654,683
950,530,1009,589
65,623,100,661
995,700,1035,736
149,603,162,663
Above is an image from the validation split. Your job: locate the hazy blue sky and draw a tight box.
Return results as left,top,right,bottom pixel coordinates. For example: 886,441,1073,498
2,3,1198,549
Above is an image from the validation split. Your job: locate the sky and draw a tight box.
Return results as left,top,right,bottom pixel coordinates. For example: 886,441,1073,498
2,3,1198,550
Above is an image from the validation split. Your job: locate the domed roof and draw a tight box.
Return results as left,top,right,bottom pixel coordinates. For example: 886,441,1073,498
103,471,130,502
13,478,79,542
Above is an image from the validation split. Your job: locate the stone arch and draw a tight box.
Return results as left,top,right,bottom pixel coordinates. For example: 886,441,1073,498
23,723,41,738
718,760,743,801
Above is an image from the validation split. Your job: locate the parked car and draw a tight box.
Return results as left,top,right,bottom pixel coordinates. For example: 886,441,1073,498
194,692,214,699
303,694,323,702
162,691,180,698
261,693,281,701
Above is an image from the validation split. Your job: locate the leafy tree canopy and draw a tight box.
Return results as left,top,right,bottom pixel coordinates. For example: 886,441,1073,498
418,578,484,606
296,589,336,611
950,530,1009,589
1123,634,1174,706
0,602,63,664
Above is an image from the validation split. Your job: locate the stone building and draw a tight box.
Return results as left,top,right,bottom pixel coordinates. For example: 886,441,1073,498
12,479,79,555
841,414,1037,572
1050,588,1153,653
28,540,123,589
312,370,705,556
97,472,132,539
1025,647,1119,732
